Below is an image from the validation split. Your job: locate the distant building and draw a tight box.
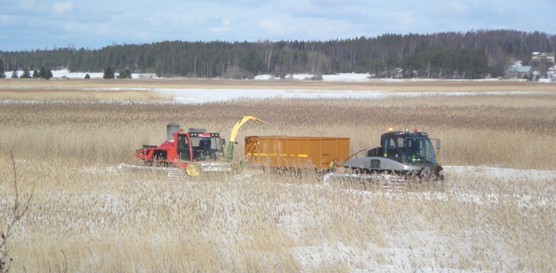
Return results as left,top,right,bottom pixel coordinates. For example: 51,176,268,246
532,52,555,63
506,61,533,79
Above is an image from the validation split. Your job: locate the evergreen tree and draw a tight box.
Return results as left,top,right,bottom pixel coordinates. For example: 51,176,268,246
0,30,553,79
32,69,40,78
11,69,18,78
117,68,132,79
21,68,31,79
0,59,5,78
40,67,53,80
103,67,115,79
84,73,91,79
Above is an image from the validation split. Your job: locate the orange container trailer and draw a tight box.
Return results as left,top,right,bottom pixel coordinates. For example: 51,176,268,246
244,136,350,171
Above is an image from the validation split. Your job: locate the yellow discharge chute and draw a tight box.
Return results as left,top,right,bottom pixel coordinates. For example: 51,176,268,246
226,116,265,162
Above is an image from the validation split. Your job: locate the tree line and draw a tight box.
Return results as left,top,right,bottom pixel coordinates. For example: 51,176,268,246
1,29,555,79
0,59,53,80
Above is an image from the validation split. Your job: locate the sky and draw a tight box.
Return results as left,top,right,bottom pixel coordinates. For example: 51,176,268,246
0,0,555,51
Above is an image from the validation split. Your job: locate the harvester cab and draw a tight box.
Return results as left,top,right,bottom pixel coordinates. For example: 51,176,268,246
177,129,225,162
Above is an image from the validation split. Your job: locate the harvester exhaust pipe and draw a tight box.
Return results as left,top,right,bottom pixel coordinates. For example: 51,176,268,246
167,123,181,142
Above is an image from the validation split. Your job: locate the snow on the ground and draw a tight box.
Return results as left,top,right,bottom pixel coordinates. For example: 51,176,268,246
158,89,556,104
4,69,556,82
254,73,373,81
159,88,407,103
4,69,157,79
2,70,555,105
115,163,555,272
2,87,554,105
444,165,556,181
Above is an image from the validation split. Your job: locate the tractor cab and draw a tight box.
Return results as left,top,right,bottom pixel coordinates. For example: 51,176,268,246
176,129,225,163
380,130,437,165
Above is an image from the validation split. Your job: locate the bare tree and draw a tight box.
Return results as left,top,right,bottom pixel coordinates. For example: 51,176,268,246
1,152,36,273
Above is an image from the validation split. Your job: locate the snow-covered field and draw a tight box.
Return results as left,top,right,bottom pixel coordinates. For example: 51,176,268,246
6,70,380,81
4,86,554,105
86,163,555,272
7,69,555,82
4,69,157,79
1,75,555,272
5,69,555,81
4,69,554,104
157,88,555,104
254,73,377,82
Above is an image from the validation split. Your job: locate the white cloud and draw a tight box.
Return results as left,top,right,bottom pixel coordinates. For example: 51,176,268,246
388,11,417,31
211,18,232,34
52,3,74,15
258,19,283,32
20,0,38,10
447,1,469,15
0,15,15,26
1,0,555,51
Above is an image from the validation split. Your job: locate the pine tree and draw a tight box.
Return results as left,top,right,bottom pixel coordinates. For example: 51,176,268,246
40,67,46,79
84,73,91,79
103,67,115,79
21,68,31,79
11,69,18,78
0,59,5,78
40,68,53,80
117,68,132,79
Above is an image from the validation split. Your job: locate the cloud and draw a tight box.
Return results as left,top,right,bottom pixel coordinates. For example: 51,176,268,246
20,0,38,10
52,3,74,15
211,18,232,34
389,11,417,31
447,1,469,15
0,15,15,27
258,19,283,33
1,0,555,51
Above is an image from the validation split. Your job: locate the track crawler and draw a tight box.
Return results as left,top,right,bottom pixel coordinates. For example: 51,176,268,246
324,128,444,188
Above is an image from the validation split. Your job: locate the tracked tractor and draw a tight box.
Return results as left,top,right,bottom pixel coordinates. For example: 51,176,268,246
135,116,264,176
330,128,443,183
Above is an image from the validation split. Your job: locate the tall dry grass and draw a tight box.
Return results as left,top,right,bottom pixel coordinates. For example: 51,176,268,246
2,94,555,168
1,80,555,272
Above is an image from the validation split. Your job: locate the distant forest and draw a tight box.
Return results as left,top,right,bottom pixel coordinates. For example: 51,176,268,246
1,30,555,79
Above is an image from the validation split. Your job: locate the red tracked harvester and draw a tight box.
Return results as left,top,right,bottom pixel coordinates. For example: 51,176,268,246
135,116,265,176
135,123,230,176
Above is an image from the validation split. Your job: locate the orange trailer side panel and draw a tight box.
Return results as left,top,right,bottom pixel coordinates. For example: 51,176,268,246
244,136,350,170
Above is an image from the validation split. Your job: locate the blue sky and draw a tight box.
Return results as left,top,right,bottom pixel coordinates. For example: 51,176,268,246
1,0,555,51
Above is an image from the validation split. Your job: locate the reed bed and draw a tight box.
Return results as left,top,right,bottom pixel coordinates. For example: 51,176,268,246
2,95,555,168
1,81,555,272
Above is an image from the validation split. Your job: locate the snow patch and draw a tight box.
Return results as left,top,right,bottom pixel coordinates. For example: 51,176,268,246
4,69,157,79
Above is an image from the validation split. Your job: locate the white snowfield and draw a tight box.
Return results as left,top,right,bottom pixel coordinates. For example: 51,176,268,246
1,88,553,105
3,73,554,271
105,163,554,272
159,89,556,104
3,69,554,104
4,69,157,79
108,164,556,205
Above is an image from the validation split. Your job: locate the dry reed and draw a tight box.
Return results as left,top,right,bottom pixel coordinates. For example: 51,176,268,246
0,80,555,272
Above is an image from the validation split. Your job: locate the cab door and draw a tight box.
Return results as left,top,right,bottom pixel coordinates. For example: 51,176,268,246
176,134,192,162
